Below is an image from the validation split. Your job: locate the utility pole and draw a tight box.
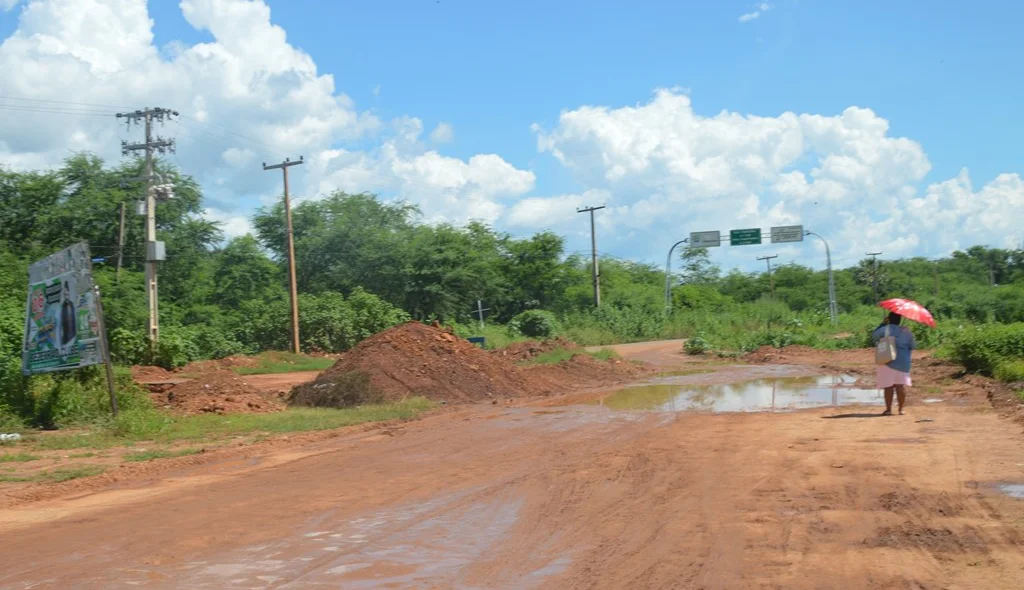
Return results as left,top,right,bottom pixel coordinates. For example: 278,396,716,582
577,204,606,307
866,252,882,302
115,201,126,284
475,300,489,330
757,255,779,297
117,107,178,345
263,156,304,354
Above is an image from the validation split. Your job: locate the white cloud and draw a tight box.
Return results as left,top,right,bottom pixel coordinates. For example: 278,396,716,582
739,2,773,23
1,0,22,11
203,207,253,239
429,122,454,144
0,0,532,237
531,88,1023,268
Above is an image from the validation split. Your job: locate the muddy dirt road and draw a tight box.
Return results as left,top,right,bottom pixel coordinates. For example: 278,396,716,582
2,342,1024,589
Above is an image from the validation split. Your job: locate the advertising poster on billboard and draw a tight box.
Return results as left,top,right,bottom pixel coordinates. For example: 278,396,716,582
22,242,104,375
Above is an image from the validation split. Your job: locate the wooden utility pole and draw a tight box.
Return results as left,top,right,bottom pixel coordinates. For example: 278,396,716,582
263,156,304,354
115,201,126,283
577,205,606,307
117,107,178,345
757,255,779,297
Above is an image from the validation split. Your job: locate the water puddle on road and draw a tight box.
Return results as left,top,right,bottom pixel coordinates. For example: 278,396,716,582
595,374,883,413
998,484,1024,499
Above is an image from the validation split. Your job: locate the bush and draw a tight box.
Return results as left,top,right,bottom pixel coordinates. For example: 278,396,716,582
110,327,148,366
508,310,561,339
942,323,1024,375
684,335,710,355
994,359,1024,383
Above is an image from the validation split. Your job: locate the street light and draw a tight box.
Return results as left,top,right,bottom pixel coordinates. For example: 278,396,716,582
805,231,838,325
663,238,689,314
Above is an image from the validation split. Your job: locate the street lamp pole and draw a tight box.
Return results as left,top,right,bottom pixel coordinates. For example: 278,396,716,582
664,238,689,314
806,231,838,325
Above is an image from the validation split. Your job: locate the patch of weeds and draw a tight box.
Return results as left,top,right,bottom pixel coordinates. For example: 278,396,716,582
0,474,32,483
123,448,203,462
0,452,41,463
233,352,335,375
522,347,620,366
36,465,107,483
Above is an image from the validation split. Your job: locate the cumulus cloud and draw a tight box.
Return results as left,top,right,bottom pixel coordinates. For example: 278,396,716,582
0,0,531,233
739,2,773,23
531,88,1023,267
429,122,454,144
1,0,22,11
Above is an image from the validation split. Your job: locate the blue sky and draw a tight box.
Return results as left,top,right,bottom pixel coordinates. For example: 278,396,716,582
1,0,1022,270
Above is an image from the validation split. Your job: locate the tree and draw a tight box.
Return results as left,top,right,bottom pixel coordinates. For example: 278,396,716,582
678,247,720,285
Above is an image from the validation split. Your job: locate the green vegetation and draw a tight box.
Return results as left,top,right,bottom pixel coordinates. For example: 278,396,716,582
14,399,433,452
523,347,620,366
0,452,40,463
3,154,1024,430
233,352,335,375
123,448,203,462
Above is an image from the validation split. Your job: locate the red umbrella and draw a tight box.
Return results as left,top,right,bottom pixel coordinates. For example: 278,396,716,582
879,298,936,328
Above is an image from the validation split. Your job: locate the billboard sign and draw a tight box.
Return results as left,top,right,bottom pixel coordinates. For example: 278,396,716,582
22,242,104,375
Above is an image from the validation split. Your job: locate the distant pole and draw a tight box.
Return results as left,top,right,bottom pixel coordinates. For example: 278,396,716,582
263,157,304,354
757,255,779,297
115,201,126,284
475,300,490,330
577,204,606,307
866,252,882,302
805,231,837,325
664,238,689,314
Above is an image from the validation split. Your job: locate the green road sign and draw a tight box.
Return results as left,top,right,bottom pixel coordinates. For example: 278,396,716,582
730,228,762,246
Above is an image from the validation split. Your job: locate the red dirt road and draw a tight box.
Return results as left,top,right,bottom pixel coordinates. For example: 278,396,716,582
2,342,1024,589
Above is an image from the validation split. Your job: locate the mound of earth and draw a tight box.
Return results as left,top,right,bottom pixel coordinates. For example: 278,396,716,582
291,322,541,406
491,337,579,362
152,370,284,415
290,322,653,407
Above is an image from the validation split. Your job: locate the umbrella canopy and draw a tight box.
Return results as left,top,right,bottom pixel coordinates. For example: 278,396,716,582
879,298,936,328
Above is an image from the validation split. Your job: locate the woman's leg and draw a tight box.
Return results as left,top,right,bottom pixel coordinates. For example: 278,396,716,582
882,386,894,415
894,385,907,415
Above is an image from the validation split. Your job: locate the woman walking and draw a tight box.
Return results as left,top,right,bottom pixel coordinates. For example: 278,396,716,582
872,312,916,415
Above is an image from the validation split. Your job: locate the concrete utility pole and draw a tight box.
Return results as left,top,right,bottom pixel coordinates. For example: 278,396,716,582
577,205,606,307
263,156,304,354
117,107,178,345
866,252,882,302
757,255,779,297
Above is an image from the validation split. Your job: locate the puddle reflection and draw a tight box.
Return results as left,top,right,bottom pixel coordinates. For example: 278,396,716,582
596,375,883,413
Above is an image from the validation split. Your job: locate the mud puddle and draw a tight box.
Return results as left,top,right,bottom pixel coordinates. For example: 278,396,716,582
593,374,882,413
998,484,1024,499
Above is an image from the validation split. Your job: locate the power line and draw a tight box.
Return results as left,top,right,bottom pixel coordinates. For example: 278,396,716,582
0,95,131,109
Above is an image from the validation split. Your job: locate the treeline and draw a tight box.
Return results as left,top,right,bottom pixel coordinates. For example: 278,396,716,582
3,154,1024,373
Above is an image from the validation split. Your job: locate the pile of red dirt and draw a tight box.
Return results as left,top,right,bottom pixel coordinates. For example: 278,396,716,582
131,365,176,383
491,337,579,362
179,355,260,374
292,322,541,405
151,370,284,415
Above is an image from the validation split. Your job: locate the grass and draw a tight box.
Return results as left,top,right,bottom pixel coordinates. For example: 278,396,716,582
233,351,336,375
14,398,434,451
123,448,203,462
0,465,107,485
521,347,620,366
0,452,41,463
